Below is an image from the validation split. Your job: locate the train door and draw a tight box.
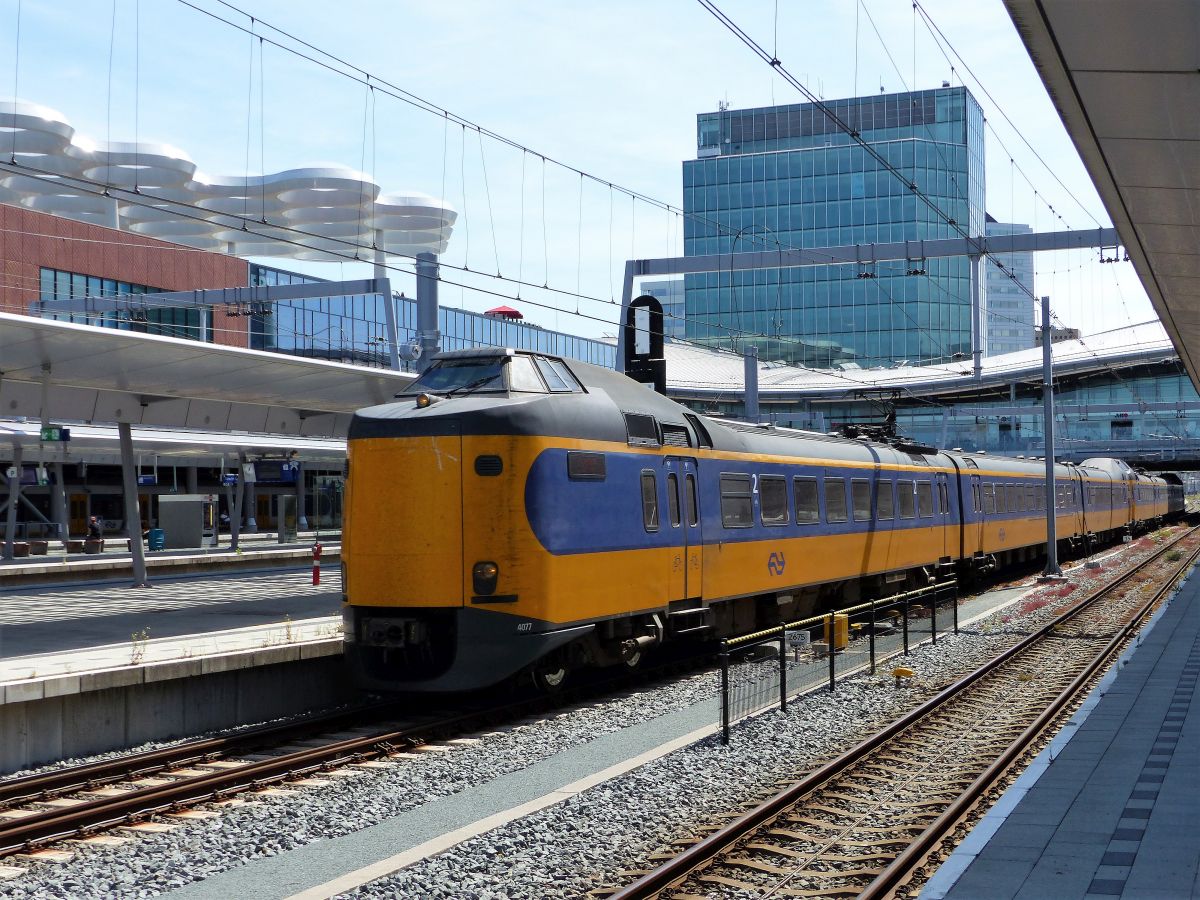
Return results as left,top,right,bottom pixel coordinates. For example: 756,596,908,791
664,457,702,600
936,472,953,562
967,475,983,556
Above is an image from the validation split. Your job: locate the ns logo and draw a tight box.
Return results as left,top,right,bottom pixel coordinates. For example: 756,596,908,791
767,551,786,576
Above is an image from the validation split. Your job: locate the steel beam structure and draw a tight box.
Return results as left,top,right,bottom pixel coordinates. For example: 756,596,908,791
618,227,1119,374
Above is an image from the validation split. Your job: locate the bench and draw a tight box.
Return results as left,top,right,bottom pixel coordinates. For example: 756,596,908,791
65,539,85,553
28,540,48,555
83,539,105,554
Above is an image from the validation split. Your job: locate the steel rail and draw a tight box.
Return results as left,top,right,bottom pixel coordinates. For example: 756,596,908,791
858,539,1200,898
0,704,490,855
0,647,714,855
611,526,1198,899
0,699,404,808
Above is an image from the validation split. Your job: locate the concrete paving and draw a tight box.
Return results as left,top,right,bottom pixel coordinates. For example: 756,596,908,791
0,568,341,663
925,568,1200,900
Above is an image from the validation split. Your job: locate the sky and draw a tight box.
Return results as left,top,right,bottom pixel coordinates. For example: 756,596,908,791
0,0,1154,347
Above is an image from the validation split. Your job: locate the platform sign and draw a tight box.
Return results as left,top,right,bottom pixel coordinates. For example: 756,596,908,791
241,463,257,484
39,425,70,442
221,473,239,486
137,474,158,486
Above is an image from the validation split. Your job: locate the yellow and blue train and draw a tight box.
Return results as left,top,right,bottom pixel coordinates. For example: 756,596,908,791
342,348,1182,692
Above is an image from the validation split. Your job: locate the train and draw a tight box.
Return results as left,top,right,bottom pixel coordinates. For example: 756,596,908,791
341,347,1184,692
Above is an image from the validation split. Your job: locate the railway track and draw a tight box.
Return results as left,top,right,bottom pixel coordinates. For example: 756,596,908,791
0,647,710,860
610,526,1200,899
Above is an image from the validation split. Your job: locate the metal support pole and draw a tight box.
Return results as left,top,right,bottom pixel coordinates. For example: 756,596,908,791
296,461,308,530
376,231,401,371
616,260,637,374
970,254,982,378
743,345,760,423
1042,296,1063,577
231,453,246,552
779,636,787,711
827,615,836,692
952,585,959,634
720,648,731,745
52,462,68,547
903,598,910,655
186,466,199,494
3,441,21,560
244,478,258,533
869,600,876,675
415,251,440,372
931,588,938,645
118,422,149,587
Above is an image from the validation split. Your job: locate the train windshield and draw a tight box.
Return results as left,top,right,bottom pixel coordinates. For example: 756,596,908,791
402,358,507,396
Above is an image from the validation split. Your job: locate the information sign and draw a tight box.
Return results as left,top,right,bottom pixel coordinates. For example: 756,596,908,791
39,425,71,442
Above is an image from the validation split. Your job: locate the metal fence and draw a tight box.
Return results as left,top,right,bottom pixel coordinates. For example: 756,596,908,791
718,580,958,744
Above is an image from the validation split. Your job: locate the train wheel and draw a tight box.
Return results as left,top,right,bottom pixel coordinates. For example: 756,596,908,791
532,659,569,692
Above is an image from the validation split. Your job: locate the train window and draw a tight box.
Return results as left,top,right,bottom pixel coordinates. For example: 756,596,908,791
971,482,981,513
794,477,819,524
1027,484,1036,510
852,479,872,521
877,481,895,520
533,356,573,392
641,471,660,532
983,483,995,514
760,476,789,525
917,482,934,518
719,474,754,528
567,451,606,481
938,481,950,515
962,457,979,469
545,358,583,392
898,480,916,519
625,413,660,448
685,474,699,527
400,356,505,396
825,478,848,523
667,473,681,527
509,355,548,392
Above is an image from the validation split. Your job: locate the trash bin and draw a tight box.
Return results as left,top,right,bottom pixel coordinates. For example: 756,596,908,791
148,528,166,551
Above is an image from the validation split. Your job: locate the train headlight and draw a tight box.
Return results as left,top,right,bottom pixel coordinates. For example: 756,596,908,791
472,561,499,595
416,393,433,408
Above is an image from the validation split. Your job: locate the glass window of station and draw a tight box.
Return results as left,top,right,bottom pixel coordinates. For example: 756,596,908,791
683,87,985,369
37,267,210,340
248,264,615,370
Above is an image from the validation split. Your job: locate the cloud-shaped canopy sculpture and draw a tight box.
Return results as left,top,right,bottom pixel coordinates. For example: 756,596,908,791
0,99,456,261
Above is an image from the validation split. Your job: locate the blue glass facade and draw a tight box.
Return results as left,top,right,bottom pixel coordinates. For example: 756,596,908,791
248,264,615,370
683,87,985,368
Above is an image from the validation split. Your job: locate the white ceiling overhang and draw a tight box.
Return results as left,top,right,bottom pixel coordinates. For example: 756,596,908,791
1004,0,1200,389
0,312,412,439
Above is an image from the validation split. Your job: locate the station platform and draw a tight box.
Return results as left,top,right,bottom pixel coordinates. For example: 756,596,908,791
925,566,1200,899
0,562,348,772
0,530,339,587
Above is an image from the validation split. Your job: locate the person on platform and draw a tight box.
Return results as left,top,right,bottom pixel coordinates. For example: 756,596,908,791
87,516,102,539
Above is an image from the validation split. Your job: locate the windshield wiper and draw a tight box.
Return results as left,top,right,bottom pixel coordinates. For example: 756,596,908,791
444,373,503,397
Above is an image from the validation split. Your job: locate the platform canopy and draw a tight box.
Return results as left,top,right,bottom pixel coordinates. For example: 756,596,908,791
1004,0,1200,388
0,312,413,440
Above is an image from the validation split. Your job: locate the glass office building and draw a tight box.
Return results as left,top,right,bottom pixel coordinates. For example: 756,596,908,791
984,218,1035,355
682,87,985,368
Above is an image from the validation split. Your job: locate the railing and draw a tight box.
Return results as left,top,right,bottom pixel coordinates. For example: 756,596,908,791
717,580,958,744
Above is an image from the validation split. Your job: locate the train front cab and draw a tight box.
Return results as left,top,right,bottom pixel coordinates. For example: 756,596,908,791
342,352,608,693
